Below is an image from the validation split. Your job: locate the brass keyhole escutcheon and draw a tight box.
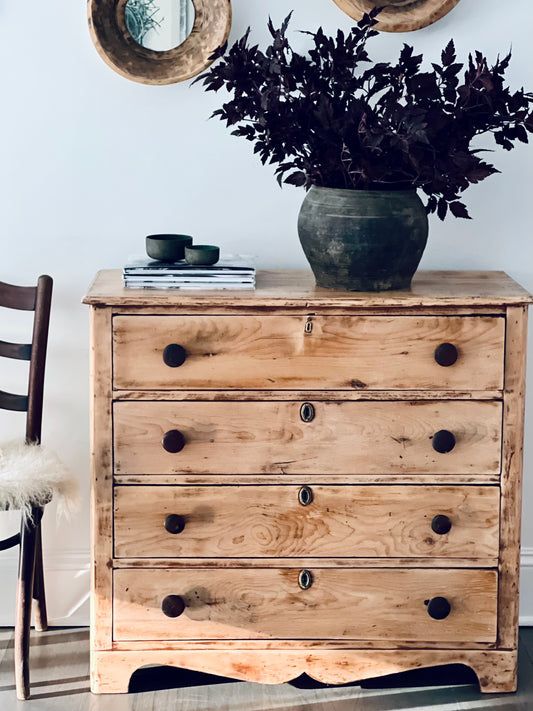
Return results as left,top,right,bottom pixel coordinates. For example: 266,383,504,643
298,570,313,590
298,486,313,506
300,402,315,423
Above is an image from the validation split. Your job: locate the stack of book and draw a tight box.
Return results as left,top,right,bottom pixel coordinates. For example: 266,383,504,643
122,255,255,290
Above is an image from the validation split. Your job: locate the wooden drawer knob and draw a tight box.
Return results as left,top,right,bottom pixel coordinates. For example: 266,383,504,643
163,344,187,368
434,342,458,367
432,430,456,454
431,514,452,535
164,514,186,534
161,595,185,618
162,429,186,453
426,596,451,620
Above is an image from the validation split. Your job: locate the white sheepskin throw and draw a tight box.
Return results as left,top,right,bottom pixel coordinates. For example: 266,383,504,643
0,440,79,522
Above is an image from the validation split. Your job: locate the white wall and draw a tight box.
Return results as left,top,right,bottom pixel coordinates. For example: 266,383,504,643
0,0,532,625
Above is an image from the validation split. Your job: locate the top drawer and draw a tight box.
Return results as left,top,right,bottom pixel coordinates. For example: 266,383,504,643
112,315,505,391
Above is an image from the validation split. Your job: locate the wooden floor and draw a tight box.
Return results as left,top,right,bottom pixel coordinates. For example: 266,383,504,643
0,628,532,710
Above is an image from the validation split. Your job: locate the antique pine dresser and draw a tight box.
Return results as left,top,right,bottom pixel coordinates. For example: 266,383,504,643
83,269,531,694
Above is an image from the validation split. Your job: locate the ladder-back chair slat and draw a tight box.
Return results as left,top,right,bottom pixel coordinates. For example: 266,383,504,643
0,390,29,412
0,340,32,361
0,282,37,311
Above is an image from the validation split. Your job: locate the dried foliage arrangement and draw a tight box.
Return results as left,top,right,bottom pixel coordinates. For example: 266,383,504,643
196,9,533,219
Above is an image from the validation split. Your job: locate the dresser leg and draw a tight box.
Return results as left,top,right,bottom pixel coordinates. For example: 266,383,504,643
470,652,517,693
91,652,135,694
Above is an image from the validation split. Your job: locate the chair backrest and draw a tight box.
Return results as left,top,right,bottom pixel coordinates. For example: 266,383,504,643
0,276,53,444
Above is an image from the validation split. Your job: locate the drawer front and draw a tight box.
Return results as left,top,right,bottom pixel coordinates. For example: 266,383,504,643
112,315,504,391
113,400,502,475
114,485,500,560
113,568,498,642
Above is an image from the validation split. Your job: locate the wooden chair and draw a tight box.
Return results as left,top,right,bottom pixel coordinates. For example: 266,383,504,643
0,275,56,699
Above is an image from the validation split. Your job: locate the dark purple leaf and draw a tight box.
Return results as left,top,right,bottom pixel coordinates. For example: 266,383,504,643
449,201,471,219
465,162,498,183
284,171,307,186
426,196,438,214
441,40,455,67
443,87,457,103
515,124,529,143
280,13,293,34
494,132,515,150
437,198,448,221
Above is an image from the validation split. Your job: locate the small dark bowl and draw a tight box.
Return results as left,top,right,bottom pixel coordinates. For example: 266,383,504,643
146,234,193,262
184,245,220,266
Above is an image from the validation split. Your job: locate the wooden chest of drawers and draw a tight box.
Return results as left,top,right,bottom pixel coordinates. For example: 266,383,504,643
83,269,531,694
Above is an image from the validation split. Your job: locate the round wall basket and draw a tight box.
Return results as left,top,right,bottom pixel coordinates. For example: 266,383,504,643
87,0,232,85
331,0,462,32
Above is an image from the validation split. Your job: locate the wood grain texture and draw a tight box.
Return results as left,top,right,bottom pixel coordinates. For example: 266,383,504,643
113,399,502,475
91,647,518,694
87,0,231,85
4,627,533,703
82,270,533,308
113,567,497,643
112,314,504,391
110,635,499,651
330,0,462,33
113,557,499,571
114,484,500,560
498,306,528,649
84,270,530,697
114,388,504,401
5,626,531,702
89,308,114,653
115,472,502,485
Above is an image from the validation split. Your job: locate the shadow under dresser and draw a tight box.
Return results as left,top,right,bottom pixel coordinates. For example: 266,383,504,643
83,269,531,694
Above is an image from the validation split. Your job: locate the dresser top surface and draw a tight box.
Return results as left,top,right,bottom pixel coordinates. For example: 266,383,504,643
83,269,532,308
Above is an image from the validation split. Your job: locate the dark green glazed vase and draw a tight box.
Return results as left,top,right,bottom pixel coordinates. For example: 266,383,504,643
297,186,429,291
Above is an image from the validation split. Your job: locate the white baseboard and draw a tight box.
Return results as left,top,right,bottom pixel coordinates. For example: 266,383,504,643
0,548,532,627
0,549,90,627
520,547,533,625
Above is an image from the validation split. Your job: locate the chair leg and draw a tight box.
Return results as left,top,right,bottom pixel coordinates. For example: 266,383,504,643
14,508,40,700
32,520,48,632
